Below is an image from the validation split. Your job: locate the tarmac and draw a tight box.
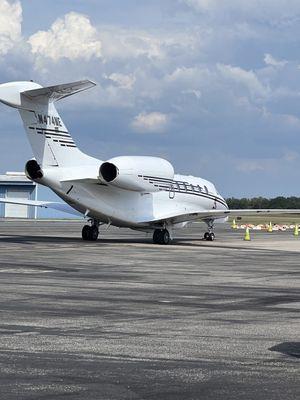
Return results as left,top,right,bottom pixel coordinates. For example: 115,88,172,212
0,220,299,400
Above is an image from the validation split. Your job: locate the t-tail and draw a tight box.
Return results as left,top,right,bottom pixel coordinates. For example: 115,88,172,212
0,80,97,167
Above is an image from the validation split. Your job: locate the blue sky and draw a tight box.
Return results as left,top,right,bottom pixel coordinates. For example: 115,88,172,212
1,0,300,218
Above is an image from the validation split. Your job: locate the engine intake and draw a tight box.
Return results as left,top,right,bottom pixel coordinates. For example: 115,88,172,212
25,159,43,180
100,162,118,182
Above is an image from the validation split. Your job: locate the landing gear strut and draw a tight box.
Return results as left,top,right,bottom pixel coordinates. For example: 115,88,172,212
204,219,215,241
153,229,171,245
82,219,99,241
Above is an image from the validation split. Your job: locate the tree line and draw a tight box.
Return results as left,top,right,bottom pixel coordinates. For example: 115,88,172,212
226,197,300,209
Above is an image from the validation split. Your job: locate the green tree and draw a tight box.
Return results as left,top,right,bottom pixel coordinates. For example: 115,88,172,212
226,196,300,209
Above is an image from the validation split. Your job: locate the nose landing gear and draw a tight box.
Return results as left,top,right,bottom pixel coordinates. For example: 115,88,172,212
204,231,215,241
204,219,215,241
82,219,99,241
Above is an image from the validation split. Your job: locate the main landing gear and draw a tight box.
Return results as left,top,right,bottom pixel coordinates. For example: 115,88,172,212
153,229,171,245
82,220,99,241
204,219,215,241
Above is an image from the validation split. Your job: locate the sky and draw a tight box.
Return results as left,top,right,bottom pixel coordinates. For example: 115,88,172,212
1,0,300,218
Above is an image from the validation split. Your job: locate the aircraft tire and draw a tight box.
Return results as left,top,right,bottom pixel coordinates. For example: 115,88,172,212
82,225,99,241
153,229,161,244
82,225,91,240
161,229,170,245
153,229,171,245
90,226,99,241
208,232,215,241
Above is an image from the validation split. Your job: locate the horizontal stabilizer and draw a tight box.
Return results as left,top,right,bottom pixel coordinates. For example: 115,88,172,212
22,80,96,102
0,198,81,216
0,80,96,109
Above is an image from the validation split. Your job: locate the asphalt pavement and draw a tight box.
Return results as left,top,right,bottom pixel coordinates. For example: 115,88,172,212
0,220,299,399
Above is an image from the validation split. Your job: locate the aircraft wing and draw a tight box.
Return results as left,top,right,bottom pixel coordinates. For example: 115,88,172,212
140,209,300,225
0,198,81,216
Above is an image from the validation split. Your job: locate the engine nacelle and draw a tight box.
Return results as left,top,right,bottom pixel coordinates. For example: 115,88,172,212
99,156,174,192
25,159,43,181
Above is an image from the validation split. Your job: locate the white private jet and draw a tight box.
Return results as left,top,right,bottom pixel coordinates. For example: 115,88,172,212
0,80,299,244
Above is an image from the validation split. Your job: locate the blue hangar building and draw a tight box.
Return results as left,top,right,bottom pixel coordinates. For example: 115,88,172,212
0,172,37,219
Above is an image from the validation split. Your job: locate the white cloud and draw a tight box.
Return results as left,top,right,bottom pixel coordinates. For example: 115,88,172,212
0,0,22,55
217,64,268,98
166,66,211,85
26,11,197,75
106,73,136,89
99,28,198,63
264,53,287,68
236,159,269,173
163,66,212,103
280,113,300,128
131,112,169,133
283,150,299,162
182,89,202,99
183,0,216,12
183,0,300,20
28,12,102,62
100,29,164,61
235,150,299,173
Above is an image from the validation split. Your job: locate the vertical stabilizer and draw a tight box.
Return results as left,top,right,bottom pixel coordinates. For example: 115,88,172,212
0,80,97,167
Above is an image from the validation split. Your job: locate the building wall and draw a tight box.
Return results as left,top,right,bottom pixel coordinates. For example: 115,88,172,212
0,184,37,219
0,186,5,216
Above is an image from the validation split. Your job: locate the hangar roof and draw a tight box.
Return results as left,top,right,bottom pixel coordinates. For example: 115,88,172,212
0,172,36,185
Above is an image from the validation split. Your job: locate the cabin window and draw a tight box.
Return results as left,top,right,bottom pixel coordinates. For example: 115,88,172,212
181,183,187,192
204,185,208,194
171,182,179,191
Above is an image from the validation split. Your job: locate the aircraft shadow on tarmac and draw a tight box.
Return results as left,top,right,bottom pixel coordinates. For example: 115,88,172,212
269,342,300,358
0,234,219,247
0,234,268,252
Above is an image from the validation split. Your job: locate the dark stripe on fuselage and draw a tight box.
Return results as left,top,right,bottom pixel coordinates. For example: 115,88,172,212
32,126,77,148
58,139,75,144
141,175,227,208
41,131,71,138
29,126,71,138
143,175,175,183
32,127,69,135
167,189,228,208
